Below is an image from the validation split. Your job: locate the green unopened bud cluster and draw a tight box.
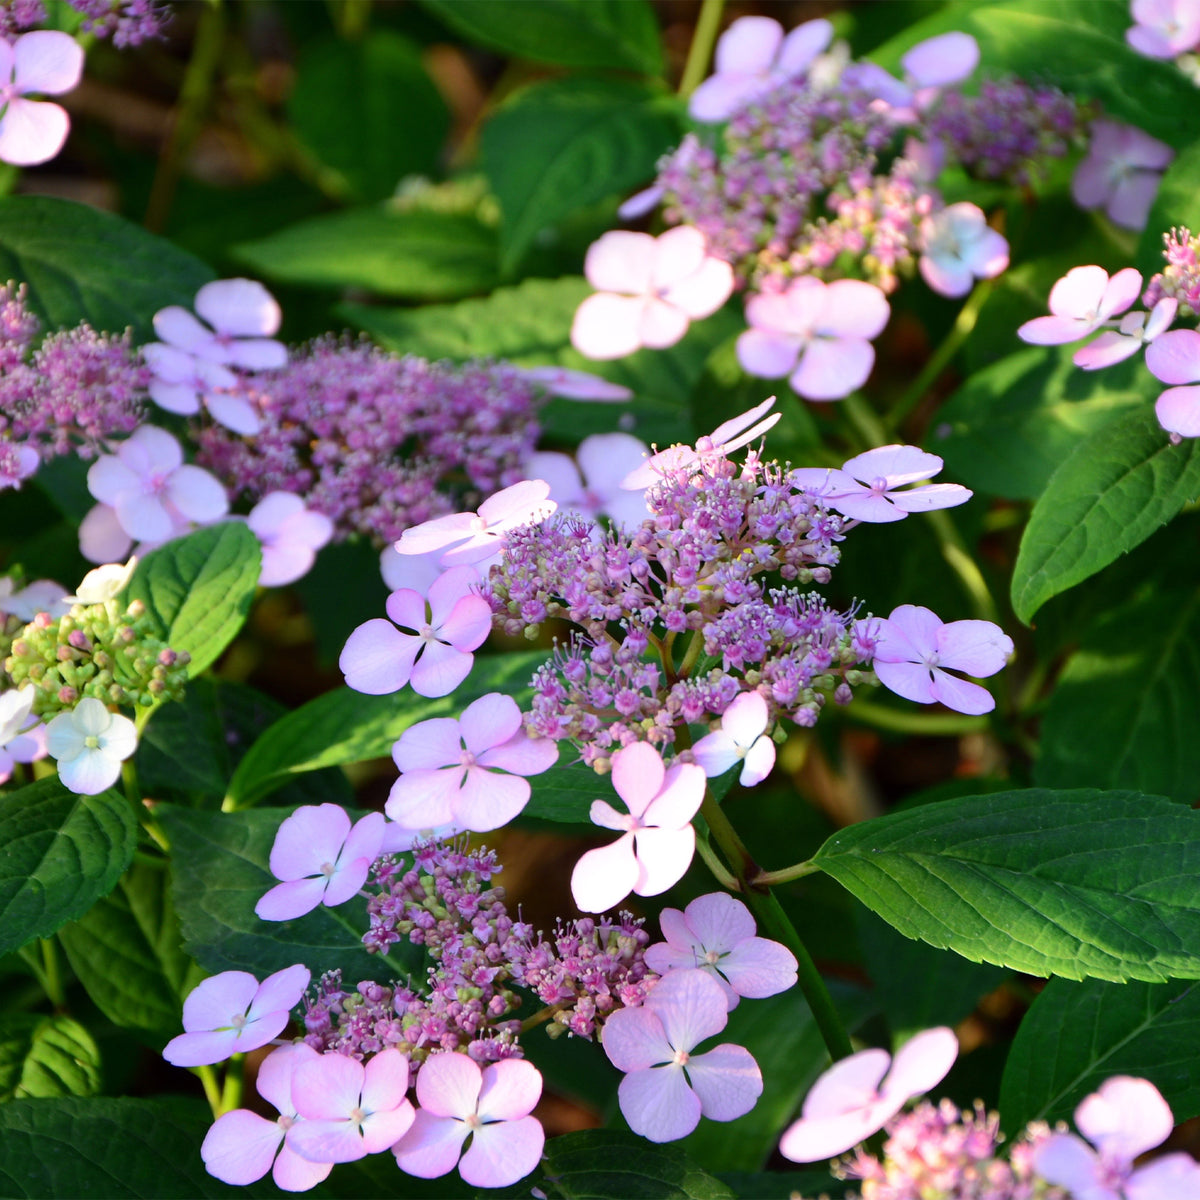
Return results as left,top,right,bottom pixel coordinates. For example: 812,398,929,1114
4,599,190,717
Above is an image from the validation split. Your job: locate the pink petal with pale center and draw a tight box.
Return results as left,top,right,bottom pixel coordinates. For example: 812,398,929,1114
714,15,781,74
791,337,875,400
571,834,639,913
571,292,646,360
618,1065,702,1143
685,1043,763,1121
1147,328,1200,384
901,31,979,87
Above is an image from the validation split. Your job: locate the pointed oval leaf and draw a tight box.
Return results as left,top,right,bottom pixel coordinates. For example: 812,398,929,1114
481,77,680,271
0,1096,280,1198
812,787,1200,983
1011,410,1200,624
125,522,261,677
1000,976,1200,1133
1036,589,1200,804
0,196,213,339
418,0,663,75
0,778,135,958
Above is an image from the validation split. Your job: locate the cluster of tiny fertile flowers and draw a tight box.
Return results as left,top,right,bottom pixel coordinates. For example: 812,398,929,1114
0,1,169,48
0,560,186,792
192,335,622,551
1018,232,1200,441
0,282,147,489
569,16,1181,394
781,1027,1200,1199
163,800,798,1191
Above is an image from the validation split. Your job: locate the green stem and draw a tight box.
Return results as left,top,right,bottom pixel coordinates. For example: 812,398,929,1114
842,393,999,623
521,1004,566,1034
40,938,65,1010
331,0,371,38
750,860,820,887
886,279,994,434
846,698,988,736
698,787,852,1060
195,1064,223,1118
694,830,740,891
677,0,725,98
743,888,853,1060
144,0,225,233
219,1055,244,1115
926,508,999,624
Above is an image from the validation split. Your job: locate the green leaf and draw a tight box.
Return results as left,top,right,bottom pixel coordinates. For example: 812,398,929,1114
126,523,261,677
225,651,544,808
137,679,353,810
525,752,602,824
289,32,450,203
481,77,679,271
418,0,663,75
159,803,401,981
0,1015,101,1101
857,910,1008,1039
0,1096,280,1198
522,1129,734,1199
1036,589,1200,803
341,276,742,448
1137,139,1200,277
0,778,135,958
234,207,499,299
717,1172,839,1200
57,861,201,1036
870,0,1200,148
1000,976,1200,1131
1010,409,1200,623
0,196,214,339
933,345,1149,501
812,787,1200,983
679,984,876,1172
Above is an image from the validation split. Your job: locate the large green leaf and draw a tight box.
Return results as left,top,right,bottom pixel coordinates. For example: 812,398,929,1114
289,32,450,203
57,861,202,1036
1010,409,1200,623
418,0,663,75
678,983,876,1172
518,1129,733,1199
812,787,1200,983
871,0,1200,148
933,345,1149,501
525,752,602,824
1036,589,1200,804
0,1096,279,1198
225,651,543,808
158,804,411,981
857,911,1008,1039
125,523,261,677
999,977,1200,1131
235,208,499,300
0,1015,101,1101
481,77,679,271
0,196,213,339
0,778,135,958
137,678,353,810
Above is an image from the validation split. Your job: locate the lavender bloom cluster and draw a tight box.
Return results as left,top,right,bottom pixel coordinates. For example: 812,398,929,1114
487,444,867,766
656,51,1086,294
0,0,169,46
342,837,656,1058
194,339,545,545
0,283,147,487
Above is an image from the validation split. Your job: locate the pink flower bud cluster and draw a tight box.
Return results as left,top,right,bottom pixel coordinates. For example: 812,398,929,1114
0,283,147,479
194,338,545,545
841,1100,1067,1199
1145,225,1200,316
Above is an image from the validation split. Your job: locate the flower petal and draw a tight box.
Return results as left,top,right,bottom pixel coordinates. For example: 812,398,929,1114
392,1109,468,1178
685,1043,763,1121
459,1116,545,1189
618,1065,702,1142
571,835,639,913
